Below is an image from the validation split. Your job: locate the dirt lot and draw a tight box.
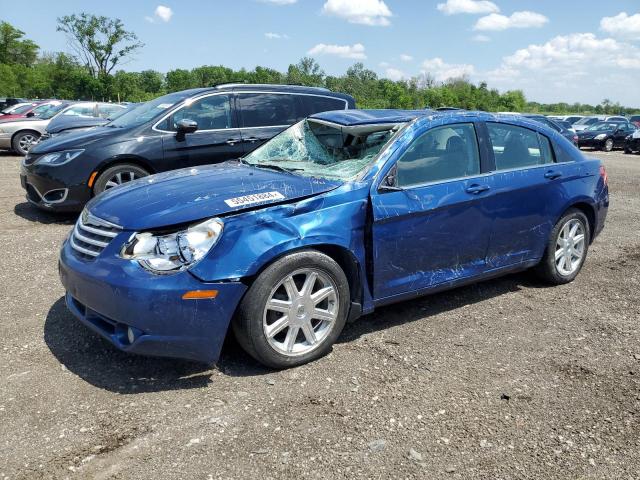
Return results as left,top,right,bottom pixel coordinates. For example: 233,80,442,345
0,150,638,480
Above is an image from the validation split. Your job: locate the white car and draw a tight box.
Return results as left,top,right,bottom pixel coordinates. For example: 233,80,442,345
0,102,122,155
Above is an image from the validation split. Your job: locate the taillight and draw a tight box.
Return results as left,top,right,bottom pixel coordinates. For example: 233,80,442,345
599,165,608,186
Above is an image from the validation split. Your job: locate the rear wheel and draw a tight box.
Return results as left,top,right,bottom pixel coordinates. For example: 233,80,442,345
534,208,590,285
232,250,350,369
12,131,40,155
602,138,614,152
93,163,150,195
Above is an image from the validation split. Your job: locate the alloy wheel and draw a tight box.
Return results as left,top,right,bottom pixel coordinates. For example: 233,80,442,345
263,268,339,356
104,170,141,190
555,219,586,276
18,134,39,153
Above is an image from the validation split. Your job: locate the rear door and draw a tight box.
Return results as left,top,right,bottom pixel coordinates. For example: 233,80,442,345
236,92,300,153
371,122,494,300
159,93,244,167
483,122,577,268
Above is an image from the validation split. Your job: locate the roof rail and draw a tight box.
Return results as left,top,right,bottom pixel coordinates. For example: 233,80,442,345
213,83,330,91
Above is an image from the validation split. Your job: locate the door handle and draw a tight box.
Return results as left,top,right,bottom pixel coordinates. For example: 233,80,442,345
544,170,562,180
226,139,238,145
243,137,260,143
465,184,491,195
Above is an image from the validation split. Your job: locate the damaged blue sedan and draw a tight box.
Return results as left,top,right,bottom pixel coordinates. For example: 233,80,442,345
58,110,609,368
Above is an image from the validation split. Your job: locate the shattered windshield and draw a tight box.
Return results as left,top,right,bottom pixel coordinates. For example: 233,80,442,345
242,119,399,181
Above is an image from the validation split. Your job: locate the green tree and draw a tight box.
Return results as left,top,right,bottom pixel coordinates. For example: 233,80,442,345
0,21,39,66
56,13,143,77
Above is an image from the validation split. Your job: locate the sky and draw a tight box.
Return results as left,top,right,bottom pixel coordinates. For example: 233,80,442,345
1,0,640,106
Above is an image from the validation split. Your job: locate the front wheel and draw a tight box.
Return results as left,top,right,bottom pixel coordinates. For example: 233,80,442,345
534,208,590,285
12,131,40,155
93,163,150,195
602,138,614,152
232,250,350,369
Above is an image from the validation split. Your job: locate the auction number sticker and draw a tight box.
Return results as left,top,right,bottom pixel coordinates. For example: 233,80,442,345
224,191,285,207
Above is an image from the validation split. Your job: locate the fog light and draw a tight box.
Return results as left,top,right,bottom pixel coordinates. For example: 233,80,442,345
127,327,136,344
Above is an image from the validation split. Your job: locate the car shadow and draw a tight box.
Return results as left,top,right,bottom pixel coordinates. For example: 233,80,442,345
339,271,548,344
14,202,77,225
43,272,550,392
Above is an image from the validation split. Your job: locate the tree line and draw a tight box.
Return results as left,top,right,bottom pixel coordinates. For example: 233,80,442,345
0,15,637,115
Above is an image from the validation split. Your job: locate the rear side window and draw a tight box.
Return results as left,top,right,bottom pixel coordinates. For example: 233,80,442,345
396,123,481,187
166,94,233,131
487,123,555,170
238,93,298,128
98,104,125,119
300,95,347,117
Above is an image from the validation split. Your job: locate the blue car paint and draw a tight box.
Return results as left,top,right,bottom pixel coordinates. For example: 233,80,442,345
59,110,609,364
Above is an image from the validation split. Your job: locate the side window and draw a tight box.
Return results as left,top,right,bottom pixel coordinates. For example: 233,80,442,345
396,123,481,187
300,95,347,117
168,94,232,131
487,123,555,170
98,104,124,119
238,93,298,128
63,104,95,117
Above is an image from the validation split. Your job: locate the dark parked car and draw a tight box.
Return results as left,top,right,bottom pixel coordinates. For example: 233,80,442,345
577,121,636,151
523,115,578,146
21,85,355,211
40,103,132,141
58,110,608,367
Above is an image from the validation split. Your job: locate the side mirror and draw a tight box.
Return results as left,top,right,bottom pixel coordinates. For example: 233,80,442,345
175,119,198,135
26,111,35,118
379,166,403,192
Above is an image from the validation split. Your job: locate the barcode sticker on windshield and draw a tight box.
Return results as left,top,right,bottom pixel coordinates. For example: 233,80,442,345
224,191,285,207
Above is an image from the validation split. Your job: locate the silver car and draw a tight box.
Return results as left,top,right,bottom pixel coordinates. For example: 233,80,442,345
0,102,123,155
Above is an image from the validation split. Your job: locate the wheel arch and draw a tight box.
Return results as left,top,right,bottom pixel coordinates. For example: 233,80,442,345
565,201,597,244
244,243,365,312
11,129,41,147
90,155,156,195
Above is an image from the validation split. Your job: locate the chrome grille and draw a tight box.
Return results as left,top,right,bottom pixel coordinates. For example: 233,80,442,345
70,210,122,260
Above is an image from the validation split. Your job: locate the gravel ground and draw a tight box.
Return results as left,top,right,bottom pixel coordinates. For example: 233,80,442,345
0,150,638,480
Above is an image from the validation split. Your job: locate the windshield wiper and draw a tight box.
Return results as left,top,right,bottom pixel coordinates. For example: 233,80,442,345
252,163,304,174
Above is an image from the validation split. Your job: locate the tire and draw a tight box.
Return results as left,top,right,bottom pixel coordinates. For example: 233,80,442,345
534,208,590,285
602,138,614,152
232,250,350,369
93,163,150,195
12,130,40,156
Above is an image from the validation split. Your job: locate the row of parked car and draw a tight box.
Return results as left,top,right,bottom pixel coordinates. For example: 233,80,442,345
548,114,640,153
13,85,609,369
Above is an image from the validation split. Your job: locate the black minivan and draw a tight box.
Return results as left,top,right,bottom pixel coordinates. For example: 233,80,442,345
21,84,355,211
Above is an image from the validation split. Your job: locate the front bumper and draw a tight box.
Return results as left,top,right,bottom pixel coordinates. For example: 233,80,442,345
577,138,605,149
20,158,92,212
59,237,247,364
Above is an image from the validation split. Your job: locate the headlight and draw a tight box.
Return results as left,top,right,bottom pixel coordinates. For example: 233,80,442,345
35,149,84,166
121,218,224,273
594,134,607,140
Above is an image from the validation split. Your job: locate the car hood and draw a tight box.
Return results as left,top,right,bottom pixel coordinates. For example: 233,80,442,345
47,116,108,134
87,163,342,230
31,126,129,153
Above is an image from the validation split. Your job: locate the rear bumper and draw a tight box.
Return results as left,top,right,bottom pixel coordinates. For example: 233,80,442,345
0,133,11,150
59,239,247,364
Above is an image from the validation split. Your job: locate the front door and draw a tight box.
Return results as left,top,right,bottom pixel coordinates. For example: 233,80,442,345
161,93,244,167
371,122,493,301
